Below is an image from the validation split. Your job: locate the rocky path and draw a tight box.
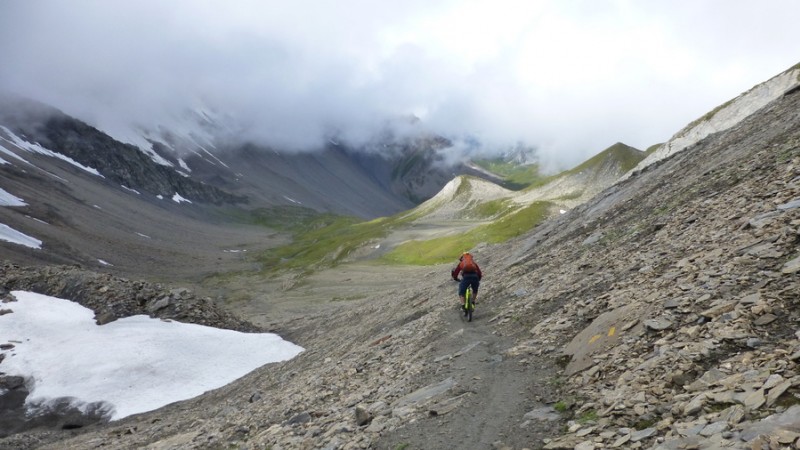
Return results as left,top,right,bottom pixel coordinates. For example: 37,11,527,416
375,283,564,450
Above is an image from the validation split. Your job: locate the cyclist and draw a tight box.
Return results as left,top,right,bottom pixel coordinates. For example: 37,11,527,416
451,252,482,309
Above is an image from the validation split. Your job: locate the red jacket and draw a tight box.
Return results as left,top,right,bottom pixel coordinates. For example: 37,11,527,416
452,258,482,280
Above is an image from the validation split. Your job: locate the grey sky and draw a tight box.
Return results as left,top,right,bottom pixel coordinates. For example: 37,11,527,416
1,0,798,169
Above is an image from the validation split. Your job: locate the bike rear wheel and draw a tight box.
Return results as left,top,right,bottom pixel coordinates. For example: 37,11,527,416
465,287,474,322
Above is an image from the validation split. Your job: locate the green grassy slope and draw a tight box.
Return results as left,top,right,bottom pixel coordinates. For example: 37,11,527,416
253,142,645,271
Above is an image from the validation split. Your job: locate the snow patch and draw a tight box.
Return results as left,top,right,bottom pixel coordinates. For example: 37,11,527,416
172,193,192,204
283,196,302,205
0,187,27,206
0,291,303,420
98,259,113,266
121,185,141,195
0,127,104,177
178,158,191,173
0,140,31,165
26,215,49,225
0,223,42,249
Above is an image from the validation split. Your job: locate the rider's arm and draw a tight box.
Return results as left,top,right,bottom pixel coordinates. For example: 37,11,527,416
452,263,462,280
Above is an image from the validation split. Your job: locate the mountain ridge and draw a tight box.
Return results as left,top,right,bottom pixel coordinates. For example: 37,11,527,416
2,63,800,449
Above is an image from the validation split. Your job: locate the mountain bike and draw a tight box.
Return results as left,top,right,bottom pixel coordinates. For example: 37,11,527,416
463,285,475,322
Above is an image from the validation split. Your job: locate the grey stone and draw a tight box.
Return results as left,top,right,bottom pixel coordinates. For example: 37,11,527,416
354,405,372,426
286,412,312,426
523,406,561,422
782,255,800,274
777,198,800,210
630,427,656,442
766,380,792,406
699,421,728,437
392,377,456,409
582,232,604,246
754,313,778,326
147,296,172,313
663,298,681,309
644,317,673,331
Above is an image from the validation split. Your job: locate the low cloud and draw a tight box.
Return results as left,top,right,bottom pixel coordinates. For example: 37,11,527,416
1,0,798,170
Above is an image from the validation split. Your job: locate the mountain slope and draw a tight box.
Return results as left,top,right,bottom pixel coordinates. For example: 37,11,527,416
625,62,800,179
512,141,644,208
3,74,797,450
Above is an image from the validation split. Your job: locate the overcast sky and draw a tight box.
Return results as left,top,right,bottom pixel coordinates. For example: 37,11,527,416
1,1,798,168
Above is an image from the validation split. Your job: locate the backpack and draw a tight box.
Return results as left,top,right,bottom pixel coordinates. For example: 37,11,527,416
461,253,477,272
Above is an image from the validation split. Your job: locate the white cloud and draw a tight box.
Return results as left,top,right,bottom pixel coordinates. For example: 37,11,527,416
0,0,798,169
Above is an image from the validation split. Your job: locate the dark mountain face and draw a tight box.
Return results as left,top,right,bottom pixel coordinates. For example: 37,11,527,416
0,97,477,273
0,98,476,218
0,101,242,206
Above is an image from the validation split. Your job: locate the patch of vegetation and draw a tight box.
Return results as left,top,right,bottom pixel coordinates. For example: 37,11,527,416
257,214,365,271
561,142,645,177
644,143,663,156
473,158,547,190
393,444,410,450
553,401,569,413
633,417,656,430
332,294,368,302
555,190,583,201
223,205,320,231
577,409,598,424
383,201,551,265
686,97,736,130
471,198,513,218
455,177,472,197
773,390,800,408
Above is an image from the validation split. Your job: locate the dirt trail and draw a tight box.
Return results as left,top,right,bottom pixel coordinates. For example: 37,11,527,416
375,284,562,450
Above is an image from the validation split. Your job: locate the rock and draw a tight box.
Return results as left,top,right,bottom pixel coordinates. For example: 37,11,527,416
754,313,778,326
582,232,604,246
147,296,172,313
738,293,761,305
744,389,766,411
610,433,631,447
683,393,707,416
391,377,456,409
630,427,656,442
286,412,312,426
663,298,682,309
700,301,736,319
766,380,792,406
94,310,117,325
699,421,728,437
354,405,372,426
777,198,800,210
782,255,800,274
645,317,673,331
523,407,561,422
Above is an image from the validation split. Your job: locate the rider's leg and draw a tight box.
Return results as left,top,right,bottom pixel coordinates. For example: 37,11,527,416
458,278,468,306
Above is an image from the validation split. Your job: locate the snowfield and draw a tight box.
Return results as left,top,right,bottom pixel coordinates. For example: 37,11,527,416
0,291,304,420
